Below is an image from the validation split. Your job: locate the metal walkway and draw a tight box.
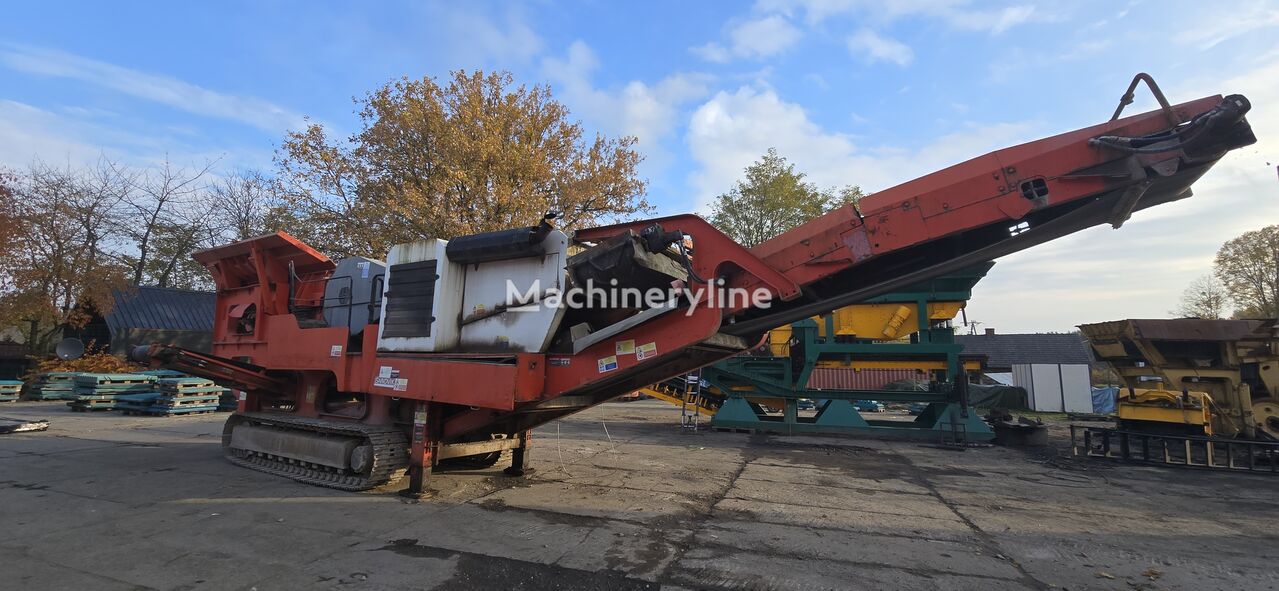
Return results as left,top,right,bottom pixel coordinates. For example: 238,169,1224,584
1071,425,1279,474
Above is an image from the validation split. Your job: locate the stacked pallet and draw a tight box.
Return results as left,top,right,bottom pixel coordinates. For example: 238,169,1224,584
117,378,221,416
136,369,187,378
0,380,22,402
113,392,162,413
67,373,159,411
24,373,80,400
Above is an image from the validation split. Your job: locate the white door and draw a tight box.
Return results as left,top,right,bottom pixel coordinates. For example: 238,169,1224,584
1060,364,1093,413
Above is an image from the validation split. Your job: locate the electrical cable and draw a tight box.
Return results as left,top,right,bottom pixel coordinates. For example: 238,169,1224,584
676,238,709,284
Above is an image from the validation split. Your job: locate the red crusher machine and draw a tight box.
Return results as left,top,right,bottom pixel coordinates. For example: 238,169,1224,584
137,75,1255,496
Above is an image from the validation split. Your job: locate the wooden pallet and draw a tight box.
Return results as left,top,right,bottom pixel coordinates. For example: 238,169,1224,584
123,405,219,417
25,373,80,401
0,380,23,395
74,373,159,387
67,401,117,411
157,378,219,392
155,396,221,407
25,390,74,401
159,386,224,396
160,392,223,401
136,369,187,378
38,372,79,382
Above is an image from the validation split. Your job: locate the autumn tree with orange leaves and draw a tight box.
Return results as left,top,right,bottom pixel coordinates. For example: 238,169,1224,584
0,161,133,352
275,70,651,260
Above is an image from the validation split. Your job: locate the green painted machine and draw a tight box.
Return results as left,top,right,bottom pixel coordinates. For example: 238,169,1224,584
703,263,995,442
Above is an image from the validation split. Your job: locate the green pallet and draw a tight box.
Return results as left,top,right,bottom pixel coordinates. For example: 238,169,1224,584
157,377,218,390
136,369,187,378
113,393,162,410
40,372,80,382
67,399,117,411
125,404,219,416
24,373,81,401
24,391,71,401
158,385,224,394
70,394,126,402
155,394,221,404
74,373,158,387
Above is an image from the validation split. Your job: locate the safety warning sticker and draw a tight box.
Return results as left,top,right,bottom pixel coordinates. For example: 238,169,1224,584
615,339,635,355
636,342,658,360
597,355,619,373
374,366,401,389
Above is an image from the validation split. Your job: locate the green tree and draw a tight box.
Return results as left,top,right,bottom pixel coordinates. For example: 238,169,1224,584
276,70,651,260
709,148,863,248
1214,224,1279,318
1172,275,1230,319
0,161,131,352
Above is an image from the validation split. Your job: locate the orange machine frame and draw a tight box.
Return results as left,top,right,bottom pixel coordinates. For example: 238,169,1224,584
148,88,1253,494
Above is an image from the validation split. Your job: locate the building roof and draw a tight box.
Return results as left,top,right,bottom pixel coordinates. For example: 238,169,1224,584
105,287,215,333
956,332,1092,368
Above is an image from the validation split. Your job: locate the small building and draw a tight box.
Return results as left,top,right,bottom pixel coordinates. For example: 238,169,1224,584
0,328,30,380
66,287,216,355
956,329,1093,412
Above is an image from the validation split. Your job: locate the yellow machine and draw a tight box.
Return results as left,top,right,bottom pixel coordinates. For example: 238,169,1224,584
766,302,980,372
1080,319,1279,439
639,296,982,419
637,301,971,417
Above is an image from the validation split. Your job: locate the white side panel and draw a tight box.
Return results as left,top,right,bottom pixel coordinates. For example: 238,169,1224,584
1011,364,1034,407
1060,364,1093,413
1030,364,1064,412
459,231,568,352
376,239,465,352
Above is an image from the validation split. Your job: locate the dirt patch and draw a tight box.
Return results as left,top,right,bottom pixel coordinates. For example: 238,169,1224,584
377,539,658,590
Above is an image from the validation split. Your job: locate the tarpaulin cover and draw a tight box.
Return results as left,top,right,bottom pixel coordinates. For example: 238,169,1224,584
969,384,1029,410
1091,387,1118,414
882,380,1029,409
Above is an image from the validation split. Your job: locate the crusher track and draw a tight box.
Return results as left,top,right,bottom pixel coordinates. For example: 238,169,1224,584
222,413,409,491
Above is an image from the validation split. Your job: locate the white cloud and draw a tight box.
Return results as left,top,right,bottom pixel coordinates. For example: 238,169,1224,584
968,61,1279,332
679,79,1275,333
846,29,914,66
1175,1,1279,50
730,15,804,58
691,14,803,62
755,0,1047,34
685,86,1036,210
691,42,732,63
0,100,109,166
543,42,711,167
419,4,543,65
945,5,1036,34
0,44,306,132
0,99,273,171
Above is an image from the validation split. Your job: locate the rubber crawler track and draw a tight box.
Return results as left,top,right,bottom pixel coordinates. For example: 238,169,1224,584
222,412,409,491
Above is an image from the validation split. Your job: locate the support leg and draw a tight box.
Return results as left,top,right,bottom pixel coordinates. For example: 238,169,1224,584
401,401,437,499
504,430,533,477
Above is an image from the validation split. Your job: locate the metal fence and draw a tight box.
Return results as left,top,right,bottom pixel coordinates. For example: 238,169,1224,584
1071,425,1279,474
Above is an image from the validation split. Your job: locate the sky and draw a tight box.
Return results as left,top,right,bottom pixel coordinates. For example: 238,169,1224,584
1,0,1277,333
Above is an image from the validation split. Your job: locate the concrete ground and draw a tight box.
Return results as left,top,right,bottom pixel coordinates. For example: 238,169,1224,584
2,400,1277,591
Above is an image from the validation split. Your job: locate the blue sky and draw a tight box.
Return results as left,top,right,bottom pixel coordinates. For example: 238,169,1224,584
2,0,1277,332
